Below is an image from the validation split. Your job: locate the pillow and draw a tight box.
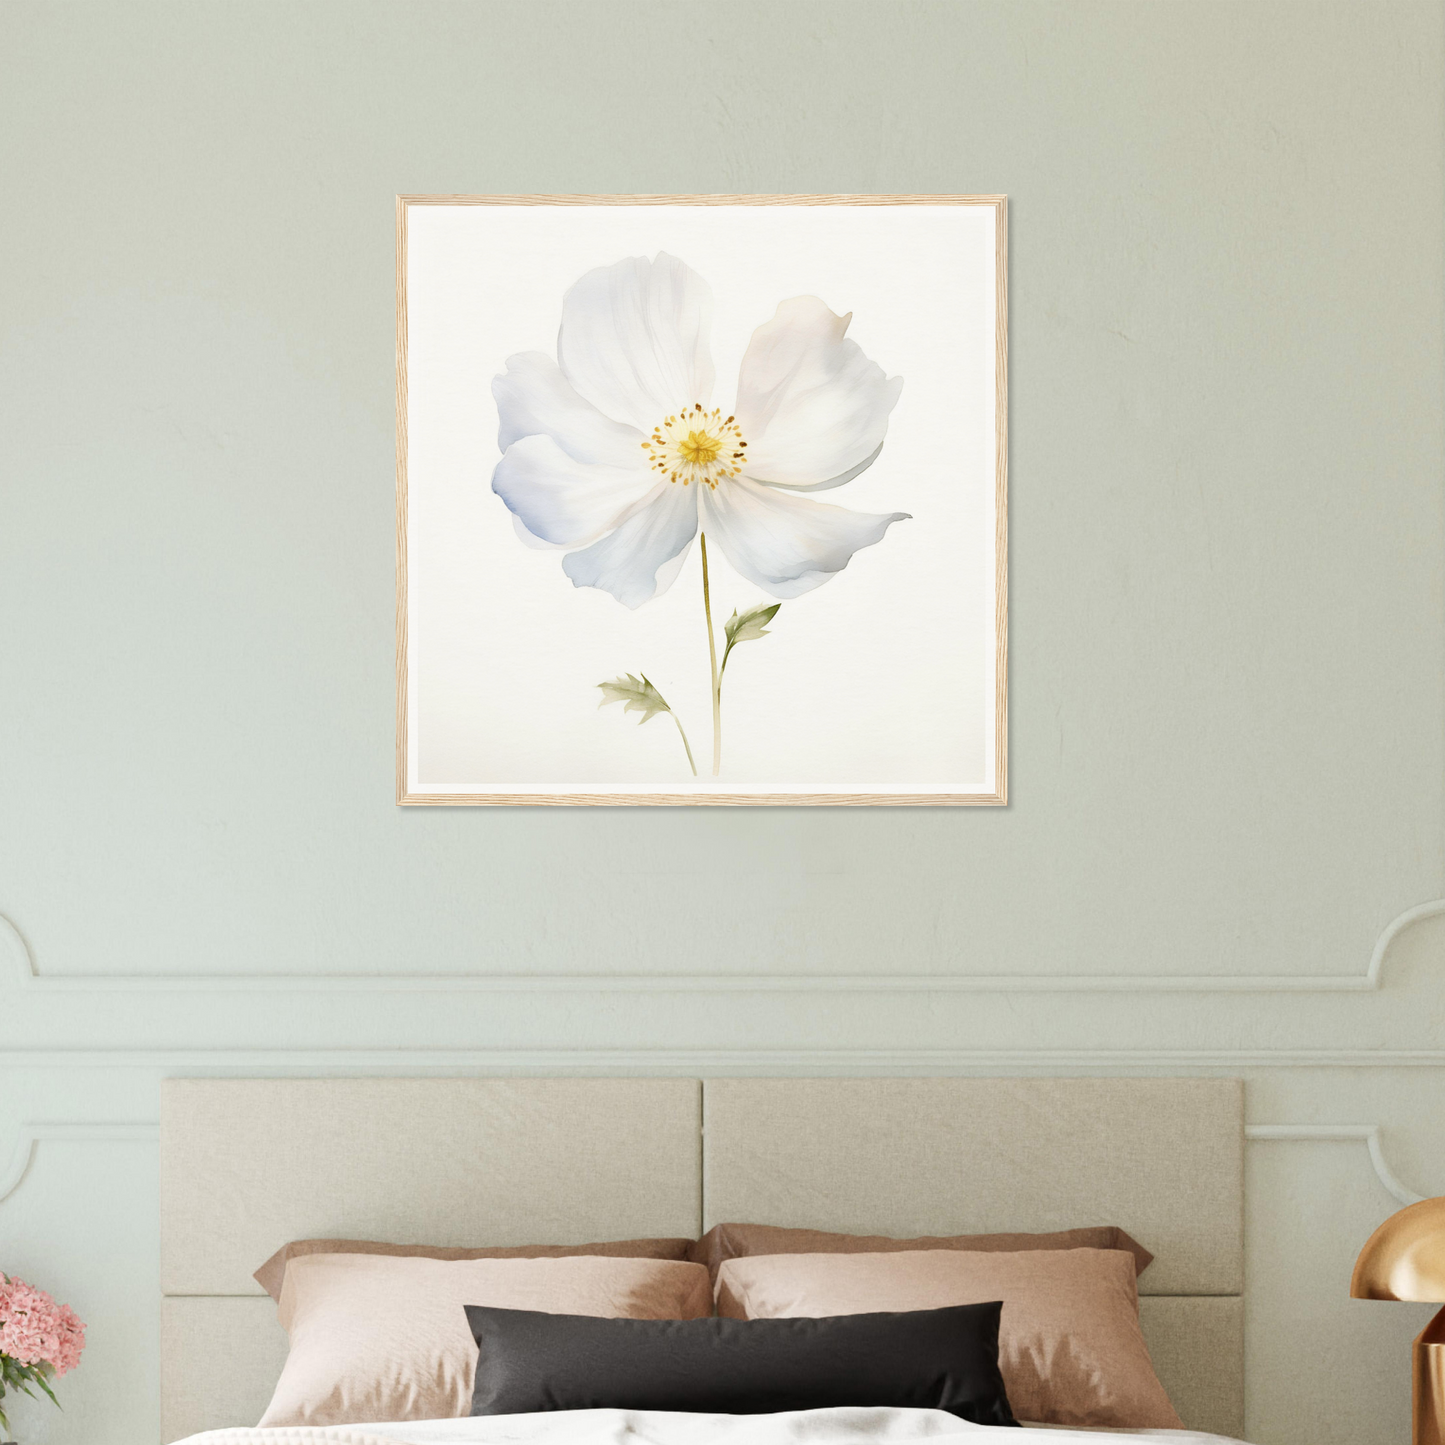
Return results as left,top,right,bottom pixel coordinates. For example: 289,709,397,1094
716,1248,1180,1430
253,1234,692,1302
466,1301,1017,1425
258,1252,711,1427
690,1221,1153,1281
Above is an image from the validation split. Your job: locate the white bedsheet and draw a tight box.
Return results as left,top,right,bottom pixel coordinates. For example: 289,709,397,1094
172,1405,1250,1445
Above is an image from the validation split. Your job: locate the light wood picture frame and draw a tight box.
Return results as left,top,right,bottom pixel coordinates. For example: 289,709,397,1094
397,194,1007,805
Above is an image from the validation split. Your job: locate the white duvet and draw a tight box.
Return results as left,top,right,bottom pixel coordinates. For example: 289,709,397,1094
172,1405,1249,1445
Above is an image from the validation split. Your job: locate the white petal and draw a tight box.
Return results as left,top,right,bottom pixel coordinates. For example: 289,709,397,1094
700,476,909,599
492,433,655,548
563,481,700,609
733,297,903,489
649,537,694,598
493,352,645,468
512,513,564,550
760,440,885,495
558,253,715,431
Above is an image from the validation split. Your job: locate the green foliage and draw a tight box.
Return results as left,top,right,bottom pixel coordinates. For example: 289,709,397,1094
596,673,674,725
0,1354,61,1433
597,672,696,775
721,601,782,679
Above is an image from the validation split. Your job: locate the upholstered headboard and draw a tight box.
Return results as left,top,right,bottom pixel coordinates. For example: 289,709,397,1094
159,1077,1243,1442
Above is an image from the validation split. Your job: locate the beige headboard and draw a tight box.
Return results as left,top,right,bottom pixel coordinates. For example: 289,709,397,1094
703,1078,1244,1438
160,1077,1243,1442
160,1079,704,1439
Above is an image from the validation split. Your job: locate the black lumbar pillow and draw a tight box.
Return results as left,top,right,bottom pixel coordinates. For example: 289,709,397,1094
465,1301,1017,1426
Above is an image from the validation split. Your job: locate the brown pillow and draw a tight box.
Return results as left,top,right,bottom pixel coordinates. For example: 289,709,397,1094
716,1247,1180,1430
254,1234,692,1302
259,1252,712,1427
689,1221,1153,1282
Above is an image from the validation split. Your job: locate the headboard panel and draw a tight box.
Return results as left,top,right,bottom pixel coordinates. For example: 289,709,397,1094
160,1079,704,1295
702,1077,1243,1295
703,1078,1244,1439
160,1077,1243,1442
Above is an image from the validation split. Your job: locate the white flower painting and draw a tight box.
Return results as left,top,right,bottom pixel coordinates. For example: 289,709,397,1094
397,197,1007,804
490,252,910,777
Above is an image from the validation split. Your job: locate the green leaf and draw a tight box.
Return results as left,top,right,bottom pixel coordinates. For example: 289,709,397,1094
724,601,781,650
720,601,781,679
0,1357,60,1410
596,673,673,725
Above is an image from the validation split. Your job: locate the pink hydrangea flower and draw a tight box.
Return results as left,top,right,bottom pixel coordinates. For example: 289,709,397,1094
0,1273,85,1374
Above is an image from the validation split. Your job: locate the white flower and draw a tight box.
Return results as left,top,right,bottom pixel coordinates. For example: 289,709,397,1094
491,253,908,608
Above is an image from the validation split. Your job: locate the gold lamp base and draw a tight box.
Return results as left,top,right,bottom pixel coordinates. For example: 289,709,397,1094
1416,1307,1445,1445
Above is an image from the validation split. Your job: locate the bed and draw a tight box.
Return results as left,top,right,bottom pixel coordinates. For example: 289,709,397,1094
158,1077,1246,1445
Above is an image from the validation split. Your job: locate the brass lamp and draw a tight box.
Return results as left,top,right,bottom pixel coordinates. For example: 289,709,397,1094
1352,1196,1445,1445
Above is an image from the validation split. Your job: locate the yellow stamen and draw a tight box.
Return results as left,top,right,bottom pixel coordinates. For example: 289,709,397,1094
649,403,748,490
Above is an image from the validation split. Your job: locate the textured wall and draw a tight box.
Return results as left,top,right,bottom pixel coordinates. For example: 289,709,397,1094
1,3,1442,1443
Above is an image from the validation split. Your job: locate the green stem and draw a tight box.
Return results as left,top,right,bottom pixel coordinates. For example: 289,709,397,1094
672,713,697,777
700,532,721,776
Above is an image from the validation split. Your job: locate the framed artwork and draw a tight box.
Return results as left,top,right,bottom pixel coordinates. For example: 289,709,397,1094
397,194,1006,805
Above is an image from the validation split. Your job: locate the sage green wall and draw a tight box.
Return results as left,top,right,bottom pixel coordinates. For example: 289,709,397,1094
2,3,1442,1443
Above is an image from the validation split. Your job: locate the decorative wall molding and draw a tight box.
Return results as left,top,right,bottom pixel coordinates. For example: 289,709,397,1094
1244,1123,1423,1206
0,1122,159,1204
6,1047,1445,1069
4,899,1444,994
4,897,1439,1208
0,1119,1422,1209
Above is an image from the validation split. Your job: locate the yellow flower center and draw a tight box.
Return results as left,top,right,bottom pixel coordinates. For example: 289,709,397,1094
679,430,722,466
642,404,747,489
